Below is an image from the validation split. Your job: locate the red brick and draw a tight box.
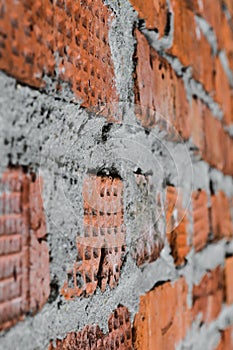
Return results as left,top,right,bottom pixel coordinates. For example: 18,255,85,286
166,186,190,265
194,0,233,73
133,278,191,350
211,191,233,241
174,0,217,90
192,190,210,251
215,325,233,350
168,0,198,68
48,305,132,350
129,0,168,35
189,98,205,153
225,257,233,305
202,106,233,175
215,57,233,126
0,0,117,107
192,266,224,323
61,174,125,299
134,29,190,138
0,167,50,331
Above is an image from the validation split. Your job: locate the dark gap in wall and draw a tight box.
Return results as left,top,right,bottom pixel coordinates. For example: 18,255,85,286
88,166,122,180
101,123,113,143
48,275,60,303
164,11,172,37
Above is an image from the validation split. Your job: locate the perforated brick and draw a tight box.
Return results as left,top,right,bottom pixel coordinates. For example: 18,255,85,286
0,167,50,331
104,305,132,349
0,0,117,107
134,29,190,138
48,325,104,350
48,305,132,350
61,174,126,299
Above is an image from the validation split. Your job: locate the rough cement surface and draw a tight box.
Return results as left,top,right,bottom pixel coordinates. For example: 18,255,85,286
0,0,233,349
0,67,233,349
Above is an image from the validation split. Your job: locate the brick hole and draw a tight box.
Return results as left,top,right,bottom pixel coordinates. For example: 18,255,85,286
75,272,84,289
67,272,74,288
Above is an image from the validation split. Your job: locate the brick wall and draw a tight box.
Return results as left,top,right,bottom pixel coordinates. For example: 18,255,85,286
0,0,233,349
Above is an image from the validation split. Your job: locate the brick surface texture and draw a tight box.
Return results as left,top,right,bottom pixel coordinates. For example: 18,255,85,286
0,0,117,107
48,305,132,350
133,266,226,349
1,0,233,349
0,167,50,331
61,174,126,298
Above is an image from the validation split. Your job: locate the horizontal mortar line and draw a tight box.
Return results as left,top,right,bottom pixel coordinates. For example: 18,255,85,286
177,304,233,350
39,150,233,190
195,14,233,87
139,28,233,138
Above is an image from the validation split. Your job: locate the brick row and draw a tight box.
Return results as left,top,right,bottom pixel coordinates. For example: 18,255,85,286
165,186,233,263
48,305,132,350
134,29,233,175
133,266,227,349
132,0,233,126
0,0,117,107
0,167,50,331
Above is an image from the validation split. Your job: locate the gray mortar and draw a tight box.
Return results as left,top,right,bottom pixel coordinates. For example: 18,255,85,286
0,67,233,349
176,304,233,350
0,0,233,348
138,3,233,133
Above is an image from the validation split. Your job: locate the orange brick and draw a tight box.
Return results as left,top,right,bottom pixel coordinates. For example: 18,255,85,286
192,266,224,323
133,278,191,350
134,29,190,138
215,326,233,350
215,57,233,125
48,305,132,350
0,167,50,331
166,186,190,265
225,257,233,305
0,0,117,107
129,0,168,35
189,98,205,152
202,106,233,175
211,191,233,241
171,0,216,92
168,0,198,68
61,174,126,299
192,190,210,251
